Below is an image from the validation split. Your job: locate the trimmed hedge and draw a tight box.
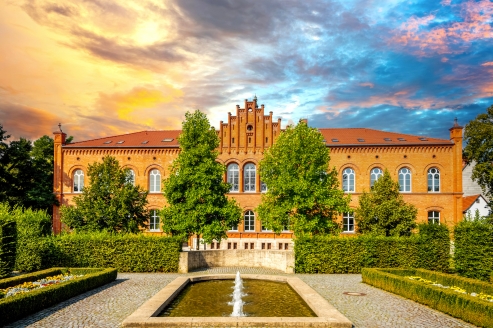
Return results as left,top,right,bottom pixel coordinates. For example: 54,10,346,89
0,214,17,278
295,225,450,273
16,232,182,272
362,268,493,328
0,267,117,326
454,220,493,281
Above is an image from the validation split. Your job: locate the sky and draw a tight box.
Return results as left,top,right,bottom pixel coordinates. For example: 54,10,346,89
1,0,492,142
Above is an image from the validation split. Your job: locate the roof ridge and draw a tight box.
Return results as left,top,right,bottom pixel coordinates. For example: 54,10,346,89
317,127,447,141
66,130,182,145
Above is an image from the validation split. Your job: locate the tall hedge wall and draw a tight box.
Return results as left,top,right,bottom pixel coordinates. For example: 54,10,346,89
16,232,182,273
0,204,17,278
454,220,493,281
295,224,450,273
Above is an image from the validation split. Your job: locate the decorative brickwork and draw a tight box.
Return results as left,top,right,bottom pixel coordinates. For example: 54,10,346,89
53,99,463,243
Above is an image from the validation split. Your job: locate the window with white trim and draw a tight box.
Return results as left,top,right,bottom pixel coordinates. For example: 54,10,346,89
230,223,238,231
261,222,272,232
149,169,161,193
427,168,440,192
126,169,135,186
227,163,239,192
244,210,255,232
428,211,440,224
343,212,355,232
149,209,160,231
342,168,355,192
260,180,267,193
73,170,84,193
244,164,256,192
398,168,411,192
370,168,383,188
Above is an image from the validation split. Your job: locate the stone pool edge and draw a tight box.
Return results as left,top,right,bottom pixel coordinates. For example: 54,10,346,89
121,274,352,328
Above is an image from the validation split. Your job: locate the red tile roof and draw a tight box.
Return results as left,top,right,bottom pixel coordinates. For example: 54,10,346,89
463,194,481,212
63,128,452,148
63,131,181,148
319,128,452,146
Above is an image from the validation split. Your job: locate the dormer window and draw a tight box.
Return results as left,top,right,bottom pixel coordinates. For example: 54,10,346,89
398,138,406,141
332,139,339,142
116,140,124,144
103,141,112,144
142,140,149,144
161,138,174,142
384,138,392,141
419,137,428,141
358,139,365,142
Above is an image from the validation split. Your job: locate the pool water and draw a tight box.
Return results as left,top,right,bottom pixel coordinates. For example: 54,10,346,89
158,279,316,317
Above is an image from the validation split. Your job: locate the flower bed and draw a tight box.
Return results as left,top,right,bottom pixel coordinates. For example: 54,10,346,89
0,267,117,326
362,268,493,328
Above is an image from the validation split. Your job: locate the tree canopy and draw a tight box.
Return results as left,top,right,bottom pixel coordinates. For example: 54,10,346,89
256,121,350,237
0,128,57,213
60,156,149,233
161,110,241,248
464,104,493,207
355,169,417,236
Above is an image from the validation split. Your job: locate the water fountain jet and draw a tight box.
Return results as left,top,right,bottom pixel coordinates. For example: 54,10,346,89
230,271,245,317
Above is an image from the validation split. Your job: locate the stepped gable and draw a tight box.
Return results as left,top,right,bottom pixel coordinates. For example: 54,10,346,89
318,128,452,146
63,130,181,148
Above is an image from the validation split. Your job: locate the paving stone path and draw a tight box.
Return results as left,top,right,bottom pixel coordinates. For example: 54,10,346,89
6,267,476,328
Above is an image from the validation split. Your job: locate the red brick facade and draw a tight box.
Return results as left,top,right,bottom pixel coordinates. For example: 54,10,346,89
53,98,463,249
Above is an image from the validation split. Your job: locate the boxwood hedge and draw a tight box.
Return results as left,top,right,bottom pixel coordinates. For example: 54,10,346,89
295,224,450,273
16,232,182,273
0,213,17,278
362,268,493,328
0,267,117,326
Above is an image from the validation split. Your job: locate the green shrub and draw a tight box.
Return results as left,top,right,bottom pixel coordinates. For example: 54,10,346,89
0,267,117,326
0,204,17,278
454,220,493,281
362,268,493,327
42,232,182,272
12,207,51,272
295,229,450,273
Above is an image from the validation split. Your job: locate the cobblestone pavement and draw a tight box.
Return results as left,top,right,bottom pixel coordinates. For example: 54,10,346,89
6,268,476,328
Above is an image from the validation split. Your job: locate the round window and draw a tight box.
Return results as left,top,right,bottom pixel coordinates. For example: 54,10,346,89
247,125,253,131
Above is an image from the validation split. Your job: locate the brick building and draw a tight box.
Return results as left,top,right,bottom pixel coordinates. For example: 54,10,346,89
53,98,464,249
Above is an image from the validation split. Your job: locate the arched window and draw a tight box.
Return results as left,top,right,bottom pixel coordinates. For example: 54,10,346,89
244,210,255,231
342,168,355,192
227,163,239,192
73,170,84,193
244,164,256,192
260,180,268,193
428,211,440,224
398,168,411,192
343,212,355,233
149,210,160,231
126,169,135,186
427,168,440,192
370,168,383,188
149,169,161,193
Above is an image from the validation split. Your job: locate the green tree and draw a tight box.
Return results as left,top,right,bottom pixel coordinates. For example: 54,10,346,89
60,156,149,233
256,121,350,237
355,169,417,236
161,110,241,249
464,104,493,210
0,125,10,203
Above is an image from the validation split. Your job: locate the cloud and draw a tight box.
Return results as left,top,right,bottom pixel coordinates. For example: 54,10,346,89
390,0,493,56
0,102,59,140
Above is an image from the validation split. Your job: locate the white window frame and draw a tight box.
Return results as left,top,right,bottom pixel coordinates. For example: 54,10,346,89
343,212,355,233
260,180,268,193
342,168,355,192
149,169,161,193
370,168,383,188
244,164,256,192
149,209,160,231
127,169,135,186
427,168,440,192
428,211,440,224
73,169,84,193
398,167,411,192
227,163,239,192
244,210,255,232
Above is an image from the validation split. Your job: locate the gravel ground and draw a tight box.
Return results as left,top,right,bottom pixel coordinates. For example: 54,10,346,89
5,267,477,328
